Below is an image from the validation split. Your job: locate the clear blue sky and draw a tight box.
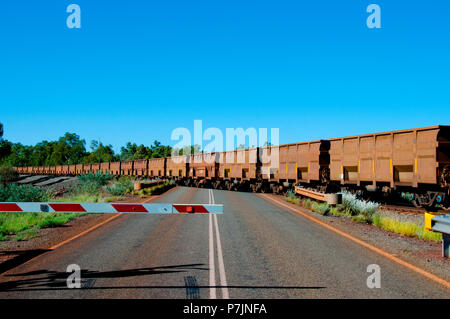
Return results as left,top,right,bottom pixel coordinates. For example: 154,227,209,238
1,1,449,152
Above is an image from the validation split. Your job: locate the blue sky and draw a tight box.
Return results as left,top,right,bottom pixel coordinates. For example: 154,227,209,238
1,1,449,152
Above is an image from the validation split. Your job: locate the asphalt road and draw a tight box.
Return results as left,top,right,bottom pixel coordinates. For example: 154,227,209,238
0,186,448,298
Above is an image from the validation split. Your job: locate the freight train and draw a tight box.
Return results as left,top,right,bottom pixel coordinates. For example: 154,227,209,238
13,125,450,209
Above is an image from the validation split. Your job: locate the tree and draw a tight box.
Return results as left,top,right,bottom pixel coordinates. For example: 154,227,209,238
0,123,12,161
48,133,87,165
1,131,174,167
120,142,152,161
1,142,32,166
83,140,117,163
0,141,12,163
120,140,172,160
30,140,57,166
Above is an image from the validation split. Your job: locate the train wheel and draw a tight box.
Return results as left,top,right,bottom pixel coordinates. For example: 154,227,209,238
260,184,269,193
271,184,279,194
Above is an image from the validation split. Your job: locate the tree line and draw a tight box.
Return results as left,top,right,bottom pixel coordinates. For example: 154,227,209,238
0,122,174,167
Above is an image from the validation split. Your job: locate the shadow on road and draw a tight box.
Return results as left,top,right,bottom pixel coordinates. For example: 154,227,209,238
0,263,326,292
0,264,208,292
0,250,51,275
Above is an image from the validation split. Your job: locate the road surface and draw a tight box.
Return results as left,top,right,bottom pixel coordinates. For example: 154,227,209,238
0,186,448,298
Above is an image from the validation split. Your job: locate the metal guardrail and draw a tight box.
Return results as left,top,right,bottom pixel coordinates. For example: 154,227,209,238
431,215,450,234
294,187,342,205
431,215,450,258
425,213,450,258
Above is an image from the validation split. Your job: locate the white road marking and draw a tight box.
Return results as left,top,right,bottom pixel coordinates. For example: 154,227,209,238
211,189,229,299
210,189,216,205
208,189,216,299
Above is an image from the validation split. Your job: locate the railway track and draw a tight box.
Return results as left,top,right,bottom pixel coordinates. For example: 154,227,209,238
378,204,427,215
378,203,448,216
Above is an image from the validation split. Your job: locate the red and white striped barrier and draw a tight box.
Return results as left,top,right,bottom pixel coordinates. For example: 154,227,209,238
0,202,223,214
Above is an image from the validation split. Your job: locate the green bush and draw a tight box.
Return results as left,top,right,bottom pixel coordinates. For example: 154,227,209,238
311,202,330,216
341,191,378,222
286,189,295,198
0,166,19,182
75,171,113,194
302,198,313,209
106,178,134,196
0,183,51,202
78,171,113,185
286,190,301,205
